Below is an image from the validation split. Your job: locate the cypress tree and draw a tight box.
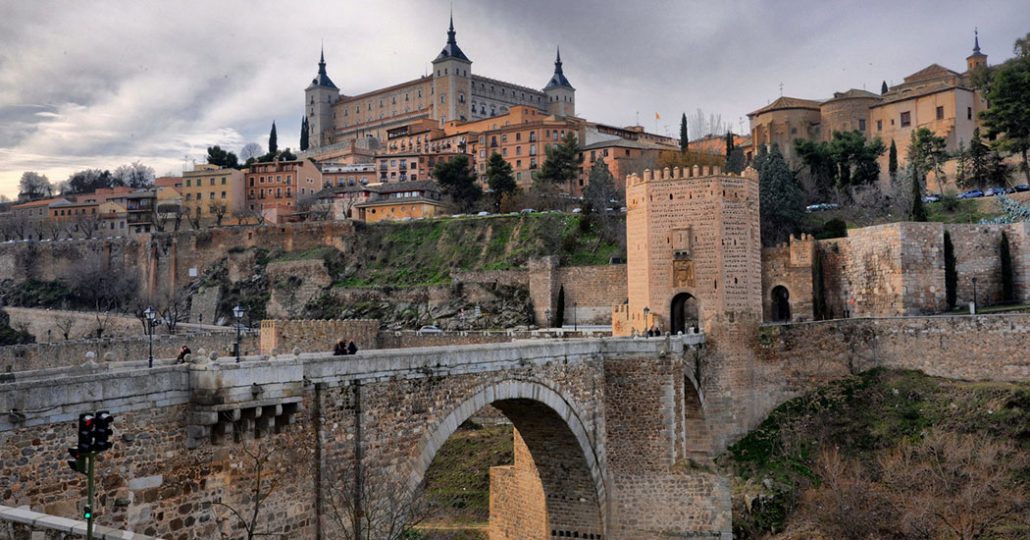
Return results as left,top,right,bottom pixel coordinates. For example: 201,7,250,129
725,131,734,159
1001,232,1014,302
888,139,898,181
299,117,309,151
944,231,957,310
555,285,566,328
881,80,889,95
910,168,928,222
679,113,688,153
269,121,278,155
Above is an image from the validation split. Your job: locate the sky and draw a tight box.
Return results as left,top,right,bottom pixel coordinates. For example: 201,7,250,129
1,0,1026,200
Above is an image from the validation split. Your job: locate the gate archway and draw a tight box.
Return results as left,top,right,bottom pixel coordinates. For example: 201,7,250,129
670,293,700,334
771,285,791,322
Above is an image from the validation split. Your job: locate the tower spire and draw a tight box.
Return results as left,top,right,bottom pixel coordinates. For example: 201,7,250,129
544,45,574,90
434,10,470,62
973,27,981,54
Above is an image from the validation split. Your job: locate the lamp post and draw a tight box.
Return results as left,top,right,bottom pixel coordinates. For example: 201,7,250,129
144,306,156,368
573,301,577,332
643,306,650,335
972,277,978,315
233,304,245,363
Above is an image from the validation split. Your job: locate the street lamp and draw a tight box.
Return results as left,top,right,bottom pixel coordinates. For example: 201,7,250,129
972,277,978,315
544,308,552,329
233,304,245,363
144,306,156,368
643,306,650,335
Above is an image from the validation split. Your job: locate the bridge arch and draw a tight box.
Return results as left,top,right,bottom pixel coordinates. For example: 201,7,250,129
411,380,606,539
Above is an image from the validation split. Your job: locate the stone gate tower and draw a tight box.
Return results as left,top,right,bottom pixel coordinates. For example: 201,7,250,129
612,165,762,336
305,48,341,148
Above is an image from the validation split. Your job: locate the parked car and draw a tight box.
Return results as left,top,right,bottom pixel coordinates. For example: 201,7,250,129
958,189,984,199
805,203,841,212
923,194,941,203
417,325,443,335
476,211,491,216
985,187,1006,197
571,207,582,214
1012,183,1030,193
520,208,536,214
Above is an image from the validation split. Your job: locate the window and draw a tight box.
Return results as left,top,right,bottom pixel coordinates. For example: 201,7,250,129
209,178,215,186
858,119,866,131
502,148,508,156
516,160,522,168
877,119,883,131
221,192,227,199
221,177,226,185
967,107,973,120
936,106,944,120
185,179,191,187
900,111,911,127
209,192,215,200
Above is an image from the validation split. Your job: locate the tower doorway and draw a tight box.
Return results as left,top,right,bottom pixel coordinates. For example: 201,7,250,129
771,286,791,322
670,293,699,334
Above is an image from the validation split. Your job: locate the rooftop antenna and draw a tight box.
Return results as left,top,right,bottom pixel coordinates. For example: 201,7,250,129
779,82,784,97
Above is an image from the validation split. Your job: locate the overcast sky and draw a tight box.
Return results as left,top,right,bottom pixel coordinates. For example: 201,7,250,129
1,0,1026,199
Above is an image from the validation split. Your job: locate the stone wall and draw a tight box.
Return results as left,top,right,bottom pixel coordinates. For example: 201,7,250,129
259,318,379,355
4,307,146,341
527,256,560,326
450,270,529,288
0,332,259,373
758,314,1030,382
558,264,628,325
265,259,332,319
488,429,548,539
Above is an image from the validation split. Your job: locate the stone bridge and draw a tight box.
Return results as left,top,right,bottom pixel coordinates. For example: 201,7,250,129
1,335,734,540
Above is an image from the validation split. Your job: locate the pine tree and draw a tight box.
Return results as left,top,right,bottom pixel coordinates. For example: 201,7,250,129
758,146,805,246
535,132,580,187
300,117,309,151
888,139,898,182
433,155,482,212
679,113,688,153
485,152,516,209
269,121,278,155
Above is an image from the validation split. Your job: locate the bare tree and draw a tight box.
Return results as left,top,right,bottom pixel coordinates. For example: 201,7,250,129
55,317,77,340
240,143,263,162
209,203,228,227
238,209,267,226
65,252,138,338
214,443,282,540
74,212,103,240
325,461,428,540
158,287,190,334
112,161,156,188
42,219,64,241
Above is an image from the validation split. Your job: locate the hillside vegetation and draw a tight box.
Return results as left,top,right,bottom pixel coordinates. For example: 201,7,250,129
720,369,1030,539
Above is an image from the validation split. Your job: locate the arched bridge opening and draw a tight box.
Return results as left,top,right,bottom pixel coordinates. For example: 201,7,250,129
414,382,605,540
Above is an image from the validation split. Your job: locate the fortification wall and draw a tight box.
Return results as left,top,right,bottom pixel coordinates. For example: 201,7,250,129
761,235,815,322
558,264,627,325
451,269,529,288
259,319,379,354
757,314,1030,382
946,224,1006,306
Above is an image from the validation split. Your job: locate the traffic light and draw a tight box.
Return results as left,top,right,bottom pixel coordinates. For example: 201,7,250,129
67,447,86,474
93,411,113,452
77,413,95,454
83,505,92,520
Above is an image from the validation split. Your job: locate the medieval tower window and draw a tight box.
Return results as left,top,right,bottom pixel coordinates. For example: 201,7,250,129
900,111,911,127
936,106,944,120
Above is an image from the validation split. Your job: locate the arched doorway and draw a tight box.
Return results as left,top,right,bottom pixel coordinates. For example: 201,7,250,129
414,382,605,540
670,293,699,334
771,285,791,322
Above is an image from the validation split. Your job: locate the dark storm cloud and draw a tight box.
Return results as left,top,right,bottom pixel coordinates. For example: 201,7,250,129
0,0,1026,197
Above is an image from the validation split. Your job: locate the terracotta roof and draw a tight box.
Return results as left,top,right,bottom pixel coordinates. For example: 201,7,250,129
903,64,960,84
11,197,67,209
354,197,447,209
823,89,882,103
748,96,822,117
